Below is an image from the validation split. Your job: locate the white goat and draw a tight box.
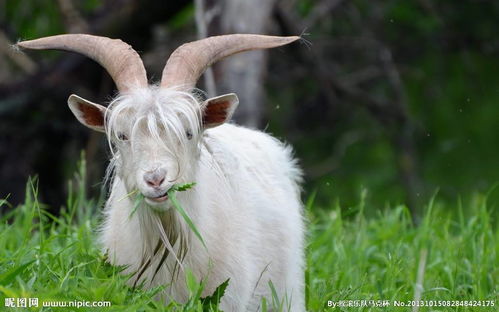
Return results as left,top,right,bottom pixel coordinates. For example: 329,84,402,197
18,34,304,311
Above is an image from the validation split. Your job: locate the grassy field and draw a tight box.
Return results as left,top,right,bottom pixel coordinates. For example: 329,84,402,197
0,170,497,311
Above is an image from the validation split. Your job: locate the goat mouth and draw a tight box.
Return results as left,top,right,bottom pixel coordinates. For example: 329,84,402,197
146,191,169,203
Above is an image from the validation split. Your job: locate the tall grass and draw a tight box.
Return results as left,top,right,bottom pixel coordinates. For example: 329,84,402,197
0,165,497,311
306,190,497,311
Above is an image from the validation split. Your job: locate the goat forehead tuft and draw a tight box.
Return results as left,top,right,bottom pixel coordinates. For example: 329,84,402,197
104,87,203,160
107,87,202,128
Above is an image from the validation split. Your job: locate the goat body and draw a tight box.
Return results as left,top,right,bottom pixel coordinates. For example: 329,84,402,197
101,109,304,311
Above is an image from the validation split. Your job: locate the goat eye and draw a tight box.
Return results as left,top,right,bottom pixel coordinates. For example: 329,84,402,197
117,132,129,141
186,129,193,140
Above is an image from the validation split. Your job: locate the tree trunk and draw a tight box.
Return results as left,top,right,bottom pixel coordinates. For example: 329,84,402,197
201,0,277,128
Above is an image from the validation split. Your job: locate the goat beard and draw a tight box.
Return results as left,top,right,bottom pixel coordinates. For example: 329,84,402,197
132,207,188,288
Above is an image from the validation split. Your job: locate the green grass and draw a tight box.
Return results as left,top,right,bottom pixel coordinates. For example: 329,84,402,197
306,190,497,311
0,171,497,311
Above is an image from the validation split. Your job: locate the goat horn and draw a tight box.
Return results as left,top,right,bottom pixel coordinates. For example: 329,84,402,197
16,34,147,92
160,34,300,89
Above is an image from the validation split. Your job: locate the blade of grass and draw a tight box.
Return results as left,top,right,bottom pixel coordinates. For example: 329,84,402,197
0,260,36,285
167,184,206,249
118,189,139,202
129,193,144,219
201,278,230,309
171,182,196,192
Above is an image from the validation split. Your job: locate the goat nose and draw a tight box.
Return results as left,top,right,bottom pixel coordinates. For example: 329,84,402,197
144,169,166,188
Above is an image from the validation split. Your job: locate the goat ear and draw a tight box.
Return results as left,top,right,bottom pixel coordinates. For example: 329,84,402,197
202,93,239,129
67,94,106,133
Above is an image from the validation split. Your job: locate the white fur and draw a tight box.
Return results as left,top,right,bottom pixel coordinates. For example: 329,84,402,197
96,86,304,311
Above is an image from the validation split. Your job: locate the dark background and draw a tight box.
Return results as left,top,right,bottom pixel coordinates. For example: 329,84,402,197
1,0,498,219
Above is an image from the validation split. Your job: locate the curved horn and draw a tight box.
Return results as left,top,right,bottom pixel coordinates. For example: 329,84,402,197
16,34,147,92
160,34,300,89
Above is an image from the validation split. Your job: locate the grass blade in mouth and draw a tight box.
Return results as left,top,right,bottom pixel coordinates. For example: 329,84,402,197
131,182,204,286
129,193,144,219
167,183,207,249
118,188,138,202
171,182,196,192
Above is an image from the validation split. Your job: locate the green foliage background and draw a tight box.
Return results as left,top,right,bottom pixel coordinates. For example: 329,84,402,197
1,0,499,212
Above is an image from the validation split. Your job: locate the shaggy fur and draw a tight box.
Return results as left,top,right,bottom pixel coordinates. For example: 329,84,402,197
94,86,304,311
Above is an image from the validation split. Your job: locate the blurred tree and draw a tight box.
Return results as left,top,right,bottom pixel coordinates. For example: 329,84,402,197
200,0,278,128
